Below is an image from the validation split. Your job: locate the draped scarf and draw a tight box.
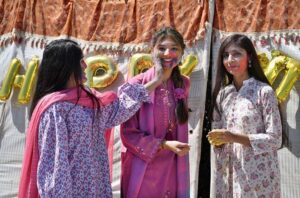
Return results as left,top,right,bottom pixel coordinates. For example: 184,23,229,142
18,87,117,198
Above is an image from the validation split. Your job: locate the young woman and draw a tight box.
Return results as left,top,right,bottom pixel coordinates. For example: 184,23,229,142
121,27,191,198
207,34,282,198
18,39,168,198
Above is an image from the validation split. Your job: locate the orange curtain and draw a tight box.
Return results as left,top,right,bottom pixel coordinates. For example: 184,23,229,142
0,0,208,45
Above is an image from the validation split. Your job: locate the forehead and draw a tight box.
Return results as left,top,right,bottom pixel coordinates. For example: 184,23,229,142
156,35,180,46
224,44,246,53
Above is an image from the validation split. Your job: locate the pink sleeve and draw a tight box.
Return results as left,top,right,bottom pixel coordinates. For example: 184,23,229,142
120,113,162,163
182,75,190,97
127,71,146,84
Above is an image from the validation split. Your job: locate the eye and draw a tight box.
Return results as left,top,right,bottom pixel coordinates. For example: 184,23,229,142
171,47,179,51
158,47,166,52
232,52,242,57
223,53,229,59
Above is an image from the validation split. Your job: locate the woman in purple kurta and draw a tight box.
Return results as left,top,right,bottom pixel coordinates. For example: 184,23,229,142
19,39,167,198
121,27,191,198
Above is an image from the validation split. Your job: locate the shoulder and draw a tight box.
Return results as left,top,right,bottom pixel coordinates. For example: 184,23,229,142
182,75,190,84
181,75,190,90
128,67,155,84
90,88,117,105
219,84,234,97
252,79,278,105
253,79,275,95
42,101,73,116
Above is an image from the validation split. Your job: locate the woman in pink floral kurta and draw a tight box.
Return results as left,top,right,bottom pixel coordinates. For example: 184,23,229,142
208,34,282,198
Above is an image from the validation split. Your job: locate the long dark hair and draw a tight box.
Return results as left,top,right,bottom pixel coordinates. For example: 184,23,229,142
30,39,100,117
151,27,189,124
210,34,270,119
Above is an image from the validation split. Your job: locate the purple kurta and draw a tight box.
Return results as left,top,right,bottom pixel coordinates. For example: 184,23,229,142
121,67,190,198
36,83,150,198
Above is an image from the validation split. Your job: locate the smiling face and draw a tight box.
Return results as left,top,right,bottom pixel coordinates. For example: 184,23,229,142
223,44,249,81
153,36,183,69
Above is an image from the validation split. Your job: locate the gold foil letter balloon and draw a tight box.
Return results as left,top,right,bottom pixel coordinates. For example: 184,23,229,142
17,57,39,104
258,50,300,103
84,55,118,88
0,57,39,104
179,54,198,76
0,58,22,101
127,54,153,78
276,58,300,102
264,56,287,85
271,50,284,58
257,52,270,71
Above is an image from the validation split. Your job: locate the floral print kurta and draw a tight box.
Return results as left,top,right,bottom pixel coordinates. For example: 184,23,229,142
36,83,150,198
211,78,282,198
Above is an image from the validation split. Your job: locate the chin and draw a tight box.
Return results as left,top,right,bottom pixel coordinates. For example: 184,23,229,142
164,63,177,68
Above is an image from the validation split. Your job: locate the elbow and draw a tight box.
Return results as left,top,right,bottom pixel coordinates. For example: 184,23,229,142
270,134,282,150
274,137,282,150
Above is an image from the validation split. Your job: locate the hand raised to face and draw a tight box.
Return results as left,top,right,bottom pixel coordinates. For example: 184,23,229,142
153,36,183,69
152,51,173,83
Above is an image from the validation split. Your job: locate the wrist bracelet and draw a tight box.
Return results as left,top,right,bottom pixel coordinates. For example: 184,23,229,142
161,140,166,149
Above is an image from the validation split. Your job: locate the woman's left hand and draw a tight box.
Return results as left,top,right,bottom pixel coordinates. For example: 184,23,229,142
207,129,233,146
162,140,190,156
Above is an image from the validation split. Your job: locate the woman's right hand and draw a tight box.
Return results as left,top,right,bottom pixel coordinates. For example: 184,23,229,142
152,53,173,83
162,140,190,156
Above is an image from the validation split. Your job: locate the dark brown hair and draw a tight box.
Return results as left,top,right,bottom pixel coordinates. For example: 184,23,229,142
30,39,100,117
210,34,270,119
151,27,189,124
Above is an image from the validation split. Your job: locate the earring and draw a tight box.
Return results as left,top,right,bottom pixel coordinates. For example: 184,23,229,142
248,60,252,68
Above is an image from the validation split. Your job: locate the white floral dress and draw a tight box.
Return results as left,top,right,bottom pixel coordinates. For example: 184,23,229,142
211,78,282,198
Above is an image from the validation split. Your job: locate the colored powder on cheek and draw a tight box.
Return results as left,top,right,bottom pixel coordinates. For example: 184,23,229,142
168,51,177,58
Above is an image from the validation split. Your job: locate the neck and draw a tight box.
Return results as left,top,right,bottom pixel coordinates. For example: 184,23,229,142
233,74,250,91
66,76,79,89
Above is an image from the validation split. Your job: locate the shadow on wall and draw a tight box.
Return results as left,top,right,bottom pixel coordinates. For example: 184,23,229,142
0,103,7,147
280,81,300,158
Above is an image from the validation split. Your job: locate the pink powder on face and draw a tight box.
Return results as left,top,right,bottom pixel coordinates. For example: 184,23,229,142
161,58,179,68
168,51,177,58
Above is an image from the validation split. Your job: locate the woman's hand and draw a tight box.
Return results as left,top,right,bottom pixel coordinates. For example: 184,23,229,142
152,52,173,83
162,140,190,156
207,129,251,147
207,129,233,146
143,53,173,93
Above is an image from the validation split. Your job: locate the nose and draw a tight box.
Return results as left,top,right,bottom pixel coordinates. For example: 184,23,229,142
227,54,234,62
163,48,171,56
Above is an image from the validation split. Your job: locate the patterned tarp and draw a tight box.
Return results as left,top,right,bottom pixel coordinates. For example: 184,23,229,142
0,0,208,52
214,0,300,32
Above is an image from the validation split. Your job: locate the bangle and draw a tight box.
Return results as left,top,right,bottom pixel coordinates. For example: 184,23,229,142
161,140,166,149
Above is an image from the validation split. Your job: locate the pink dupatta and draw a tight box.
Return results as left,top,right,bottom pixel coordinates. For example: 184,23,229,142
18,87,117,198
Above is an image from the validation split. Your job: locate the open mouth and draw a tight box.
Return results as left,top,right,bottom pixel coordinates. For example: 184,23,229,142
161,58,178,68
